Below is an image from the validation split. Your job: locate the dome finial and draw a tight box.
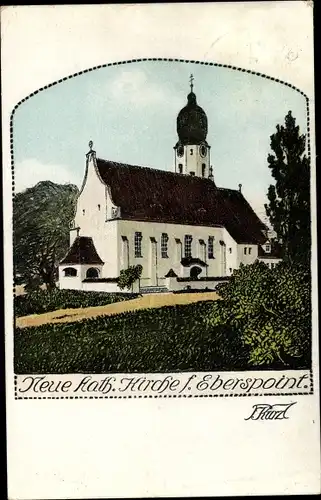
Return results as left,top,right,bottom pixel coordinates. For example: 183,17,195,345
189,73,194,92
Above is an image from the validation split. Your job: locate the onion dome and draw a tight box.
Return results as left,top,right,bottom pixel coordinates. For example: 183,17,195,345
177,76,208,145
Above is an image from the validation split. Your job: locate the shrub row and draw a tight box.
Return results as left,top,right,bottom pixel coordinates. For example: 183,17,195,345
14,288,139,317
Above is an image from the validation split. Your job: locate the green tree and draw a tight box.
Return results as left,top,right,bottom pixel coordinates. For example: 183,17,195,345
14,181,78,290
264,111,310,265
118,265,143,291
207,261,311,368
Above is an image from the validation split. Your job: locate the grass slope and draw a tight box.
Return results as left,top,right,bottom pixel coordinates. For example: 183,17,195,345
15,301,249,374
16,291,220,328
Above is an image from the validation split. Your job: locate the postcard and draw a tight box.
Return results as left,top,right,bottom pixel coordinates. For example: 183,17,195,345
2,2,320,498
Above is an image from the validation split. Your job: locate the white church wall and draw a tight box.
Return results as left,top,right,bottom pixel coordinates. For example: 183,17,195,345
75,153,108,237
72,153,120,279
59,263,104,290
81,281,139,294
69,228,79,247
237,244,258,267
222,228,238,275
257,257,282,269
59,264,83,290
165,277,228,292
116,220,226,286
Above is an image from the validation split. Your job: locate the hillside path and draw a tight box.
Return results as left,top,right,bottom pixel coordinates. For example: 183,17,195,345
16,291,220,329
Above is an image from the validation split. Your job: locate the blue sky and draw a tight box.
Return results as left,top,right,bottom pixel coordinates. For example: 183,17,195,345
13,60,307,222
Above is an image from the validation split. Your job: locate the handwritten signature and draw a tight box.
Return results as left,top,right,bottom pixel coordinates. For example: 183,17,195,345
245,402,297,421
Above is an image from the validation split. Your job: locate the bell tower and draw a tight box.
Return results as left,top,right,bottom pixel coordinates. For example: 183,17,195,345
174,75,211,179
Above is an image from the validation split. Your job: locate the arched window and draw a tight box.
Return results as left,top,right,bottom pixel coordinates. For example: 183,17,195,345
86,267,99,278
178,164,183,174
202,164,206,177
63,267,77,277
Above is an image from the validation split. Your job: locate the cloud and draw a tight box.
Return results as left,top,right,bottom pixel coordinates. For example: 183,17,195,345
107,68,181,109
14,158,81,193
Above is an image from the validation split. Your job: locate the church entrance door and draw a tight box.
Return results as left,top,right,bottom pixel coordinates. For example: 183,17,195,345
190,266,202,279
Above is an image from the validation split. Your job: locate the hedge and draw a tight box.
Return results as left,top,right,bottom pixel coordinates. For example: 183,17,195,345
14,288,139,317
14,301,249,373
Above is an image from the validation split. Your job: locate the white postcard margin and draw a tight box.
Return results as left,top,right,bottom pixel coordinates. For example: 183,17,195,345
2,3,320,498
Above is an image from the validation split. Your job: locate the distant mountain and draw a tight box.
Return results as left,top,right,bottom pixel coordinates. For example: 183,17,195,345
13,181,79,289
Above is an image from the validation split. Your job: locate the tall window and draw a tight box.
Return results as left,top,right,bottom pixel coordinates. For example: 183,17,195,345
184,235,193,258
161,233,169,258
134,232,143,258
202,164,206,177
244,247,247,255
178,164,183,174
190,149,193,155
248,247,252,255
208,236,215,259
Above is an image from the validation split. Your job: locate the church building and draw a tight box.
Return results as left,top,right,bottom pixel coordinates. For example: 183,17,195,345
59,77,281,293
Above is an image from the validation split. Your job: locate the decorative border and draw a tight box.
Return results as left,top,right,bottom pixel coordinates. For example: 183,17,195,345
11,58,313,399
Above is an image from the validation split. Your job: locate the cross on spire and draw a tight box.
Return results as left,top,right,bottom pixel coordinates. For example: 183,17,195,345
189,73,194,92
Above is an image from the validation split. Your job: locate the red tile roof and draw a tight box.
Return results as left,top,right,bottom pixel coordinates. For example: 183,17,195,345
96,159,266,244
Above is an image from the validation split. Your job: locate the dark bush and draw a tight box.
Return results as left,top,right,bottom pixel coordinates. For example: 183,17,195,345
208,261,311,368
14,289,139,317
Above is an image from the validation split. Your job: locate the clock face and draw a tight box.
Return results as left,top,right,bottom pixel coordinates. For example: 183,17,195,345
177,145,184,157
200,144,207,157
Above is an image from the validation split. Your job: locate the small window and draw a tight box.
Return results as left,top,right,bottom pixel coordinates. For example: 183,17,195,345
82,209,85,216
229,268,232,273
98,204,101,211
248,247,252,255
63,267,77,277
190,171,195,176
161,233,169,258
229,247,232,254
184,235,193,258
202,164,206,177
178,164,183,174
244,247,247,255
134,232,143,258
190,149,193,155
86,267,99,278
265,244,271,253
208,236,215,259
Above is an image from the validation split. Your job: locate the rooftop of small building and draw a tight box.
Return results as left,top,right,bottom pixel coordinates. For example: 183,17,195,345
60,236,104,265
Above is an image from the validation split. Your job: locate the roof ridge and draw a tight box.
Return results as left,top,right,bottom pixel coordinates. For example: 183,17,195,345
97,157,215,182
